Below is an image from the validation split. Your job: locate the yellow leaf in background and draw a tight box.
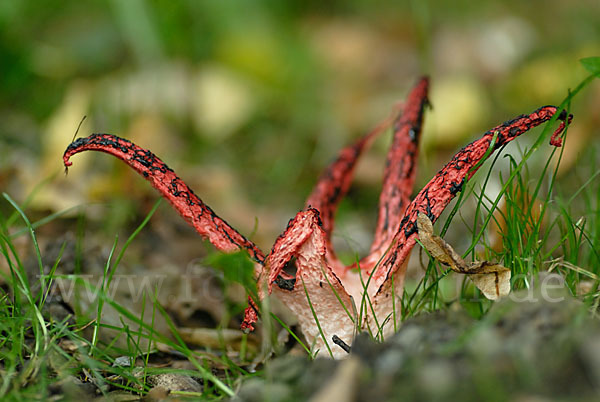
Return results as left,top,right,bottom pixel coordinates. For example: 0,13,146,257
26,81,93,212
192,66,255,140
417,213,511,300
43,81,92,173
422,76,490,149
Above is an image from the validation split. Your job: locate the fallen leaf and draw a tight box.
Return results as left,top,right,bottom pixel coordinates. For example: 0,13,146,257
417,213,511,300
178,327,258,353
147,373,202,393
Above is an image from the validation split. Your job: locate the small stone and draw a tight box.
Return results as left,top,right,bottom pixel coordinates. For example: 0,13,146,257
417,359,455,397
375,349,405,374
147,373,202,393
112,356,132,367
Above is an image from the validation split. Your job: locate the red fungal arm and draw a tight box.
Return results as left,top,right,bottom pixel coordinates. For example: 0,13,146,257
370,77,429,255
266,208,323,290
63,134,266,265
305,107,398,252
374,106,572,291
241,296,260,332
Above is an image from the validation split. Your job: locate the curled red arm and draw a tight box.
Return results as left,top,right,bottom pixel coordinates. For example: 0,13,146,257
306,77,429,264
63,134,266,265
305,112,396,250
370,77,429,256
374,106,573,290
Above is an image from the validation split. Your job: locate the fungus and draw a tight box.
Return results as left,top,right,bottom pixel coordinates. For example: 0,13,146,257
63,77,572,358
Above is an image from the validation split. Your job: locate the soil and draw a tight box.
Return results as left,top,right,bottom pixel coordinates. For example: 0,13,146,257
235,283,600,402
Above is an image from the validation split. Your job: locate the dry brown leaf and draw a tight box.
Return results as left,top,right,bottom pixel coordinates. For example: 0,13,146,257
178,327,258,353
417,213,511,300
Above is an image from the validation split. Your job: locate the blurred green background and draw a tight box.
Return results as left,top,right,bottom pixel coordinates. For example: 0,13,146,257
0,0,599,254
